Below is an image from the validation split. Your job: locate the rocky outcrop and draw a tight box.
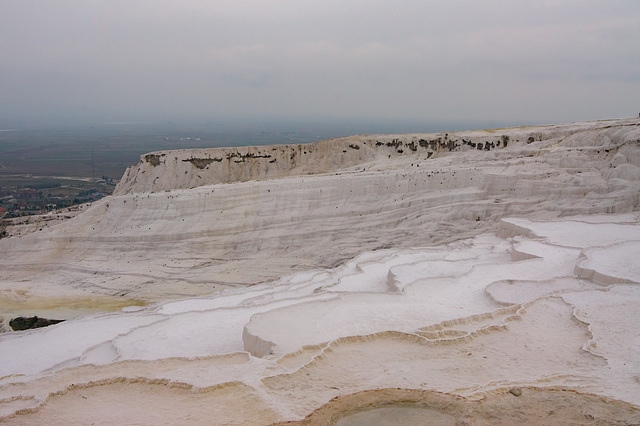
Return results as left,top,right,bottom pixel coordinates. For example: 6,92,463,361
114,119,640,195
113,131,520,195
9,316,65,331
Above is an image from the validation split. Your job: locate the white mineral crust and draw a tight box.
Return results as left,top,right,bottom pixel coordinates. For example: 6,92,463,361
0,118,639,423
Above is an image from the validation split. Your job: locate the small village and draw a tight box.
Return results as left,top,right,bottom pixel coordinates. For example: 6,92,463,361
0,176,116,219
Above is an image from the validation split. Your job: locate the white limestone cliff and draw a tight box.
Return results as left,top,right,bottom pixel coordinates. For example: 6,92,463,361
114,119,640,194
0,118,639,424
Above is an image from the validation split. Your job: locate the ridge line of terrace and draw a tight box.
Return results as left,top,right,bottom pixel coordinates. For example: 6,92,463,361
113,119,635,195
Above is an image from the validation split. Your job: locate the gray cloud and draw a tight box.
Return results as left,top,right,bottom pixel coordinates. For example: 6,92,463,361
1,0,639,127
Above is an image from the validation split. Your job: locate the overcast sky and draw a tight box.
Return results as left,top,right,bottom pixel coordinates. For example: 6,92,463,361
1,1,639,128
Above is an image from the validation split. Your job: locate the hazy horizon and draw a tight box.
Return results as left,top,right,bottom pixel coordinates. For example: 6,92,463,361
0,115,552,136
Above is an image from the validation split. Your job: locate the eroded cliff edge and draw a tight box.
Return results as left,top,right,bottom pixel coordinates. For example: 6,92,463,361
115,120,635,195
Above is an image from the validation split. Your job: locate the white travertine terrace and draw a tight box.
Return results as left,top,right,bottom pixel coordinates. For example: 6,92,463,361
0,119,639,423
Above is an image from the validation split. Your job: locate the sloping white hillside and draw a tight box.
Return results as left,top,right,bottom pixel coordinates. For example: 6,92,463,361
0,118,639,424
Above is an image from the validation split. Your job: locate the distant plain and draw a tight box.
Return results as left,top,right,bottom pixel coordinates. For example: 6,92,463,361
0,119,515,180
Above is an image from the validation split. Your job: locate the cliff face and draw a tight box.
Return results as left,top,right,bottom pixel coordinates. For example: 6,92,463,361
115,130,516,194
1,119,638,302
115,120,640,195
